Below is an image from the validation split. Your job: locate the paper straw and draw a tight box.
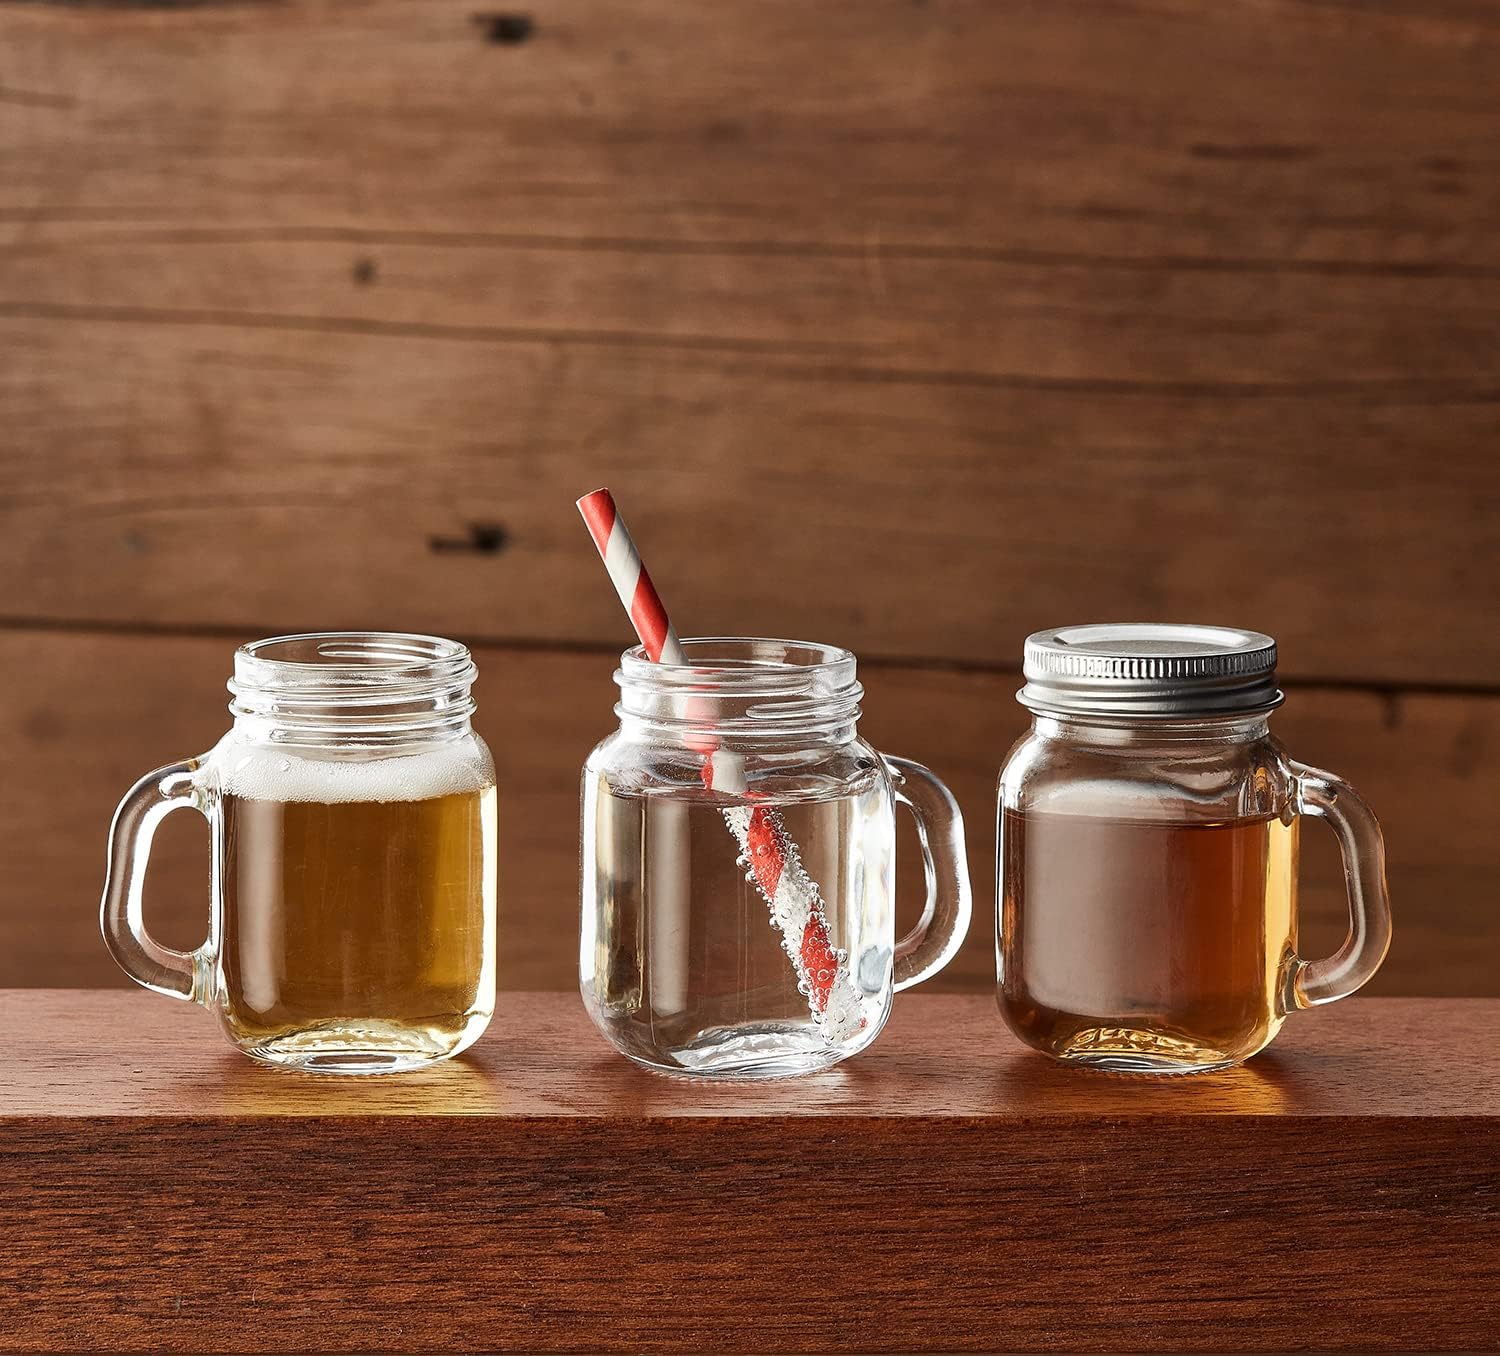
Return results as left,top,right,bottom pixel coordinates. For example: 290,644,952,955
576,490,690,1016
576,490,684,665
577,489,863,1041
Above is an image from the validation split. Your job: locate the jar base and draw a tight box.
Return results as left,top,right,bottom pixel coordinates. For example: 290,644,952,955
1049,1024,1239,1076
232,1016,486,1075
617,1021,853,1080
1059,1050,1237,1076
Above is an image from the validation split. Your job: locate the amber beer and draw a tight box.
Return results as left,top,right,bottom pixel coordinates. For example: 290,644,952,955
219,763,496,1071
1000,807,1299,1071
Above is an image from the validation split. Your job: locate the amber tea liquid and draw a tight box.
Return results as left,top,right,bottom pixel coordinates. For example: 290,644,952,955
219,764,496,1073
1000,807,1298,1073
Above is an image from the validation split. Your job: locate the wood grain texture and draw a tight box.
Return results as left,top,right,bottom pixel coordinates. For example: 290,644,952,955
5,629,1496,996
7,231,1500,390
8,990,1500,1120
1,0,1498,682
1,0,1497,1004
2,0,1497,261
2,315,1497,685
0,992,1497,1353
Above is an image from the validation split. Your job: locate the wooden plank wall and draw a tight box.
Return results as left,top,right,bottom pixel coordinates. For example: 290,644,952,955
1,0,1496,995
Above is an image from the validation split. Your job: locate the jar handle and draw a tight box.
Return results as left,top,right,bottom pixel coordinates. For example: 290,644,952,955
100,758,214,1004
1285,760,1393,1009
886,755,973,992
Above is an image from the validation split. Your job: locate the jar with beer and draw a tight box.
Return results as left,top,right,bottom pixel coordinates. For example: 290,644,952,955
100,633,497,1074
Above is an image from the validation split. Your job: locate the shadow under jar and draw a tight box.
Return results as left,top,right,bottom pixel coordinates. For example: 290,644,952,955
581,638,972,1079
998,624,1391,1075
101,633,497,1074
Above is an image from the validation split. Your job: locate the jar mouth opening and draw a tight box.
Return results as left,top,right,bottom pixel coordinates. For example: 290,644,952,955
616,637,861,743
619,636,856,689
236,632,471,680
229,632,477,741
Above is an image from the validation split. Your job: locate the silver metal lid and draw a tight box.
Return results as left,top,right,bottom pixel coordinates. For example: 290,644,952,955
1019,623,1282,717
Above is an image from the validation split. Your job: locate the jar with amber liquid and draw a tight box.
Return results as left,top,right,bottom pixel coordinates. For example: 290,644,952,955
101,633,497,1074
997,624,1391,1074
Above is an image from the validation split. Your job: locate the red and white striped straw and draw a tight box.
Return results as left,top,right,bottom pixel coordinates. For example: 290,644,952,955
576,488,864,1042
576,490,685,667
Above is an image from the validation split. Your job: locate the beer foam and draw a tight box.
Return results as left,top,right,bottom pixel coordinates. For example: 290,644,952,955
217,741,494,805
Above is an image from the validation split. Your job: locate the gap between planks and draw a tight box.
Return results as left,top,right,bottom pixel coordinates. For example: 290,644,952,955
2,615,1500,703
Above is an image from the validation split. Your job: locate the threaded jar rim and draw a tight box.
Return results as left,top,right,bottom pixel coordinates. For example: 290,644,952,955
228,632,477,742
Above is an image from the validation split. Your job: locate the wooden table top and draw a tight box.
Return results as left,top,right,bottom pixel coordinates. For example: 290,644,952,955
6,992,1498,1353
8,989,1498,1120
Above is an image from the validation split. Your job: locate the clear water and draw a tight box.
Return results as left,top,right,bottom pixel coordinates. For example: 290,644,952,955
581,776,895,1077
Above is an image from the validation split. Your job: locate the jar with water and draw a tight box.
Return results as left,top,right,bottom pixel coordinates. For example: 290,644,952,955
581,638,972,1078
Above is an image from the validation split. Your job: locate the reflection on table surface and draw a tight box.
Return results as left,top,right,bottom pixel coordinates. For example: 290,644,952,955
7,989,1495,1119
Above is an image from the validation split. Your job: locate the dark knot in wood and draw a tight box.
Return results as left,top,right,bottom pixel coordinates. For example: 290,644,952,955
429,523,510,555
472,12,533,45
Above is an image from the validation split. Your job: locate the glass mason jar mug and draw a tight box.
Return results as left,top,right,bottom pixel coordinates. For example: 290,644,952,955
101,633,497,1074
998,624,1392,1075
582,638,973,1078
